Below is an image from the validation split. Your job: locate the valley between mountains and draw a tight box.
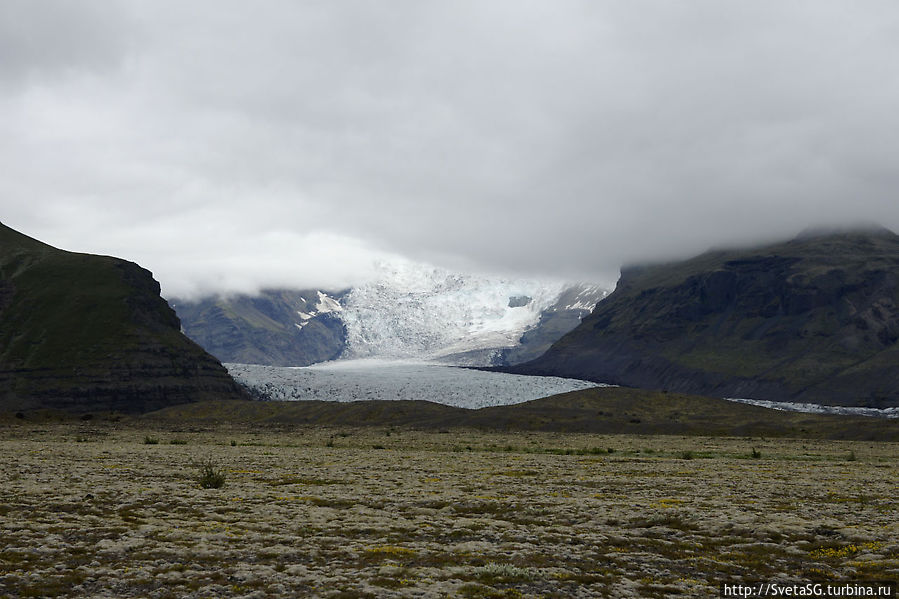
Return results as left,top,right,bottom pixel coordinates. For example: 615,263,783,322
2,222,899,598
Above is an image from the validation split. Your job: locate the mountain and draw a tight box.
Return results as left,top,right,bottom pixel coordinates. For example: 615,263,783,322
511,227,899,408
171,289,348,367
172,261,608,367
0,222,247,413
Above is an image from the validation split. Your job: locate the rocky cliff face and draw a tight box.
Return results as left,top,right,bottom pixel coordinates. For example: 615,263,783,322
0,222,247,413
512,228,899,408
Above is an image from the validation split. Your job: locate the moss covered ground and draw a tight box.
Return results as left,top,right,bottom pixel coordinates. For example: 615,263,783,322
1,420,896,598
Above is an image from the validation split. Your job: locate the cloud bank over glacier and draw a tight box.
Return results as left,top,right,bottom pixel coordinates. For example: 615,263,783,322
3,1,899,296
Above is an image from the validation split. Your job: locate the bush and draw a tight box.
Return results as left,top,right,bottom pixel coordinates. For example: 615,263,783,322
680,450,694,460
144,436,159,445
751,447,762,459
170,438,187,445
474,562,535,582
196,459,226,489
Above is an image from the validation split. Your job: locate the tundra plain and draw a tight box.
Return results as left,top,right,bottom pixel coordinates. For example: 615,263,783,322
1,419,897,598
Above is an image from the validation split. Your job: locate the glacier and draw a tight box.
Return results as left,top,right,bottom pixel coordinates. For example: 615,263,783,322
724,397,899,419
227,360,606,409
338,259,599,361
170,259,608,368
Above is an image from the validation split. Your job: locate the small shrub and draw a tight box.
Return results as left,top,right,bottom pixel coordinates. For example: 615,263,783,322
680,450,694,460
144,436,159,445
372,444,386,450
80,413,93,421
847,450,857,462
751,447,762,459
170,438,188,445
14,412,24,420
474,561,535,582
196,459,226,489
230,440,238,447
326,437,335,448
607,447,615,454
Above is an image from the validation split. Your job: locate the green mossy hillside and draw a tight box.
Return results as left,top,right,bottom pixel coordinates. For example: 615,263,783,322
0,222,246,413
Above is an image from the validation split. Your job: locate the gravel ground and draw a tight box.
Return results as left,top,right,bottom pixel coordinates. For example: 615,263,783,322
1,423,897,598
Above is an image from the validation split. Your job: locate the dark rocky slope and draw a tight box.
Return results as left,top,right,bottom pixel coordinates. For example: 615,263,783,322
511,227,899,407
171,290,348,367
0,222,247,413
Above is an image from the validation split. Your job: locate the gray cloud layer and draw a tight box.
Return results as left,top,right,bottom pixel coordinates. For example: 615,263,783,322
3,1,899,297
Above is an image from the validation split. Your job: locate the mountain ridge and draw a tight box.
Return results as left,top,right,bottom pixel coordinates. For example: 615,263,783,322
509,228,899,408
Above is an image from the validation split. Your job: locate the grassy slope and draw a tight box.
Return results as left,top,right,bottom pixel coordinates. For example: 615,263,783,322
1,225,136,369
143,386,899,441
0,222,244,411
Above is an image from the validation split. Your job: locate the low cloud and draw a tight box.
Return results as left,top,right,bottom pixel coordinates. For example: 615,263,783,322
3,1,899,296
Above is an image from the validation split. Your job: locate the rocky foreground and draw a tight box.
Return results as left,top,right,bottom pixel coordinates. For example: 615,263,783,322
1,420,896,598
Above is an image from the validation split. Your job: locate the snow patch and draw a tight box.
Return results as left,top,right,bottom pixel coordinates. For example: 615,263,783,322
291,292,343,332
315,290,343,313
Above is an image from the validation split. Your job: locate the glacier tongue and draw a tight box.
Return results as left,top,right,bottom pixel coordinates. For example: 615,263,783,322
339,259,568,360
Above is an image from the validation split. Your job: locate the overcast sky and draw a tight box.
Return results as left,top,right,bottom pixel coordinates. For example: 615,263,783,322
3,1,899,298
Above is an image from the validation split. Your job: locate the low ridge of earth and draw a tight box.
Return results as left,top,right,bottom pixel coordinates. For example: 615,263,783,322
147,386,899,442
1,419,896,598
0,222,246,413
512,227,899,408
